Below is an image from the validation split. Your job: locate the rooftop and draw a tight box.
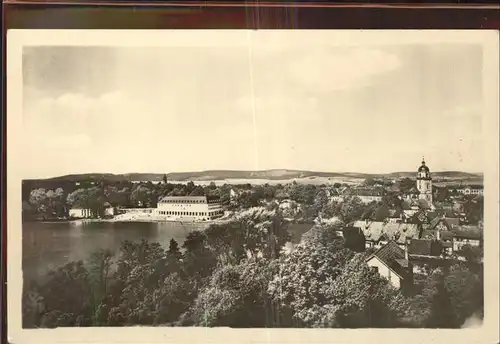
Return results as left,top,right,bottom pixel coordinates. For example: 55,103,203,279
353,220,420,244
409,239,441,257
158,195,221,203
348,188,386,197
452,227,482,240
366,240,411,279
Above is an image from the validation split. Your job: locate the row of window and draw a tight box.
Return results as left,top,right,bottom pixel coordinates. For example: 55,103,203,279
162,199,206,204
157,210,224,216
161,199,221,204
161,204,223,208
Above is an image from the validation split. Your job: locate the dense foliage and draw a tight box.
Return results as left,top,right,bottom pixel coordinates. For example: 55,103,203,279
23,216,483,329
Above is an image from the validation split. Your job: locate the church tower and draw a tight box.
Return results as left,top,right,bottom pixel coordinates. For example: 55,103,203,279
416,157,432,204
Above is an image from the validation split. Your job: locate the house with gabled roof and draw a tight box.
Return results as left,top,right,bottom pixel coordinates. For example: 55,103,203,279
419,216,457,254
352,219,420,250
365,240,413,290
456,185,484,196
328,188,344,203
347,187,385,204
452,225,482,252
409,239,442,257
404,186,421,201
407,238,457,273
426,215,459,231
387,208,404,223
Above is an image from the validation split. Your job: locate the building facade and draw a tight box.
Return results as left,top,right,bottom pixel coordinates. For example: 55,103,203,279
456,186,484,196
417,158,433,204
69,206,115,219
155,196,224,221
365,241,413,290
357,195,383,204
69,208,95,219
347,188,385,204
452,229,482,251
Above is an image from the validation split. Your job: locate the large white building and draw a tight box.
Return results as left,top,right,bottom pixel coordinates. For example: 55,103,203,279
155,196,224,221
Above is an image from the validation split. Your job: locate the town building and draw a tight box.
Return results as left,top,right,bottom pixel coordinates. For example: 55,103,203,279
365,240,413,290
103,202,116,217
69,208,95,219
324,188,343,203
68,202,115,219
387,209,404,223
229,188,238,203
352,219,420,250
118,207,154,215
420,217,454,255
452,201,465,213
409,239,442,258
404,187,420,202
407,240,453,274
347,188,385,204
410,217,481,258
452,226,482,251
456,185,484,196
155,195,224,221
402,209,418,219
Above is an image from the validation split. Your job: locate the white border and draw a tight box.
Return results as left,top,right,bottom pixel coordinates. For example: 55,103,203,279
7,29,500,344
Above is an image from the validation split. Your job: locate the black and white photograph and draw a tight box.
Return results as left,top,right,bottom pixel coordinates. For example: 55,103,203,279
7,30,499,344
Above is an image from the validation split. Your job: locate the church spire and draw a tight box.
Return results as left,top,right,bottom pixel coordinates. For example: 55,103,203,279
416,156,433,205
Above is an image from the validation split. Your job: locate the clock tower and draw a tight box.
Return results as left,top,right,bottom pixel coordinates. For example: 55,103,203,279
416,157,432,204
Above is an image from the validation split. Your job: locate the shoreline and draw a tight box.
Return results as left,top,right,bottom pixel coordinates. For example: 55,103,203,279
31,215,307,226
70,217,232,225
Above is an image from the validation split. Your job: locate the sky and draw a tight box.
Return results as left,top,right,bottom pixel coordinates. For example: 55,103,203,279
21,33,484,179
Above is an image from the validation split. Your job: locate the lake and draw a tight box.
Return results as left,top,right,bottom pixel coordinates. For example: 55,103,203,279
22,221,312,283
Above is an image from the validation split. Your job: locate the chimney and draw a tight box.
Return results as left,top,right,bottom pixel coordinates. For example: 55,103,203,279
405,240,409,260
436,224,441,241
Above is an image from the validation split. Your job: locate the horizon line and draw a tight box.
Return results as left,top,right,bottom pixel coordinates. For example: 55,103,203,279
23,168,484,181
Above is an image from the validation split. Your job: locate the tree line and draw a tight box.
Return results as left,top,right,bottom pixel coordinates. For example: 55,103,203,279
22,178,483,227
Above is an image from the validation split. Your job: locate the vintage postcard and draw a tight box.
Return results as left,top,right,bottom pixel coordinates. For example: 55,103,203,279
6,30,500,344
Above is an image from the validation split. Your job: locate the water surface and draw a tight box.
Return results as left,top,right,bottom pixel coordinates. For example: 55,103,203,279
22,221,313,283
22,221,207,282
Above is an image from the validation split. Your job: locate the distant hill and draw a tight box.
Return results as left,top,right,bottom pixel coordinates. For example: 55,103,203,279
25,170,483,183
385,171,482,179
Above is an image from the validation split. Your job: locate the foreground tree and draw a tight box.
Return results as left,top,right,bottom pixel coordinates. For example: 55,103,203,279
268,237,354,327
320,255,409,328
405,265,483,328
104,240,170,325
232,207,291,259
269,223,409,328
87,249,114,323
189,257,279,327
37,261,94,327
